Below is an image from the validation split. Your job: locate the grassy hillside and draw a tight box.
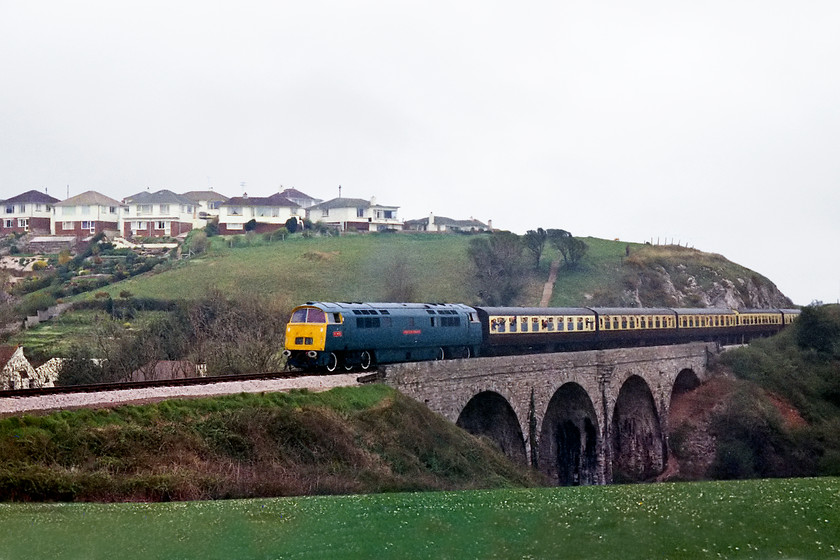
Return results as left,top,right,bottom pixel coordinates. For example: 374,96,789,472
9,232,792,363
0,385,542,502
84,233,495,305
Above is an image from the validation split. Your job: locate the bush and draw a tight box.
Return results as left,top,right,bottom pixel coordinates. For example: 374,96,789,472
16,292,57,317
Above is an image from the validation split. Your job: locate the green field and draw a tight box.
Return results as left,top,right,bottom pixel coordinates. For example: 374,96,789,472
1,477,837,559
87,233,492,304
67,233,644,307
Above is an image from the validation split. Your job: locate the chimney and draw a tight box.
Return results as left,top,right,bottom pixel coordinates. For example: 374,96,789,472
370,196,377,206
487,219,493,231
429,212,435,227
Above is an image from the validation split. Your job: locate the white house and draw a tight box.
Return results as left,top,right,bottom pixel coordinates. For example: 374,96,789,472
1,190,60,235
122,189,196,238
181,189,230,225
307,196,402,232
52,191,122,238
218,193,302,234
403,213,491,233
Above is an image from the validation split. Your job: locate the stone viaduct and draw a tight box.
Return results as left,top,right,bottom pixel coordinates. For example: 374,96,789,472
379,342,718,485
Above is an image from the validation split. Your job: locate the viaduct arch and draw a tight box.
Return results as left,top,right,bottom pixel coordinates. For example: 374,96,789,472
380,342,717,485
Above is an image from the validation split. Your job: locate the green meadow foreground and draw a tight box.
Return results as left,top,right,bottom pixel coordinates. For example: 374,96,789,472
1,477,838,559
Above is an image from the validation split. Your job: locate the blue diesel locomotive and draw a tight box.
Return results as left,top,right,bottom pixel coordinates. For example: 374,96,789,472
283,302,482,372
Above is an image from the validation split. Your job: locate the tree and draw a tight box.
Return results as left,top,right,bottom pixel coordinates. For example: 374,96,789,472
523,228,547,270
467,232,527,306
548,229,588,268
383,256,419,302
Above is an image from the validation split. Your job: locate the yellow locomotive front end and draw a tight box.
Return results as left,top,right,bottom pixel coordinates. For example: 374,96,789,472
284,304,346,370
285,305,329,351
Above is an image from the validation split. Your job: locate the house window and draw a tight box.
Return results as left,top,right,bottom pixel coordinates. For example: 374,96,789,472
134,221,147,229
35,204,43,212
321,209,329,217
227,223,244,230
159,204,169,214
4,205,12,214
17,218,28,230
138,204,152,215
17,204,26,213
81,221,95,230
81,205,91,215
228,206,242,216
357,208,365,218
3,219,12,228
383,210,395,219
109,206,116,214
63,206,76,216
157,221,166,229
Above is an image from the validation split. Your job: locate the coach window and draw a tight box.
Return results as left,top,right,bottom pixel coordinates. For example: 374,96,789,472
521,317,529,332
566,318,574,331
613,318,619,330
532,318,540,332
600,317,607,330
509,317,517,332
577,317,584,330
654,317,661,328
622,317,628,329
545,317,554,332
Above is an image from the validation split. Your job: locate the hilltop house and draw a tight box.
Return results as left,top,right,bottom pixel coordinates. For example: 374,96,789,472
403,213,491,233
52,191,122,238
122,189,196,238
1,190,60,235
278,188,322,209
181,189,229,223
218,192,302,234
307,196,402,232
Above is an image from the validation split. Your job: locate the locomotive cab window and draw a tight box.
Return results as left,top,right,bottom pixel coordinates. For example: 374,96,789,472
291,308,326,323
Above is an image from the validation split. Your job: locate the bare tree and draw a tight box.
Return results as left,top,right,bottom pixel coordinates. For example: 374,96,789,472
383,256,419,302
467,232,527,306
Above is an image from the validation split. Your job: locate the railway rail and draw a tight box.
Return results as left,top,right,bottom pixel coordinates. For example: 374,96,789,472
0,370,367,416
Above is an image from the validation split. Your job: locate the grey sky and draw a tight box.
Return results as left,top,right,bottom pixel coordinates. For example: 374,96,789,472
2,1,838,305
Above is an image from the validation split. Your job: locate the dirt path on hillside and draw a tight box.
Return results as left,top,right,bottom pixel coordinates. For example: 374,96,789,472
539,260,561,307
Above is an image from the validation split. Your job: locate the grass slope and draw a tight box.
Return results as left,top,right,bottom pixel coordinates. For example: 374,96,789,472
0,385,541,502
1,478,838,559
88,234,492,304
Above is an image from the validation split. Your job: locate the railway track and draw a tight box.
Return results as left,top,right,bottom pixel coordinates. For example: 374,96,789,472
0,370,370,416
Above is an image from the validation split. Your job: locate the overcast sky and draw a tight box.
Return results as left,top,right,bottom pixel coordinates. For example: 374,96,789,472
2,1,838,305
